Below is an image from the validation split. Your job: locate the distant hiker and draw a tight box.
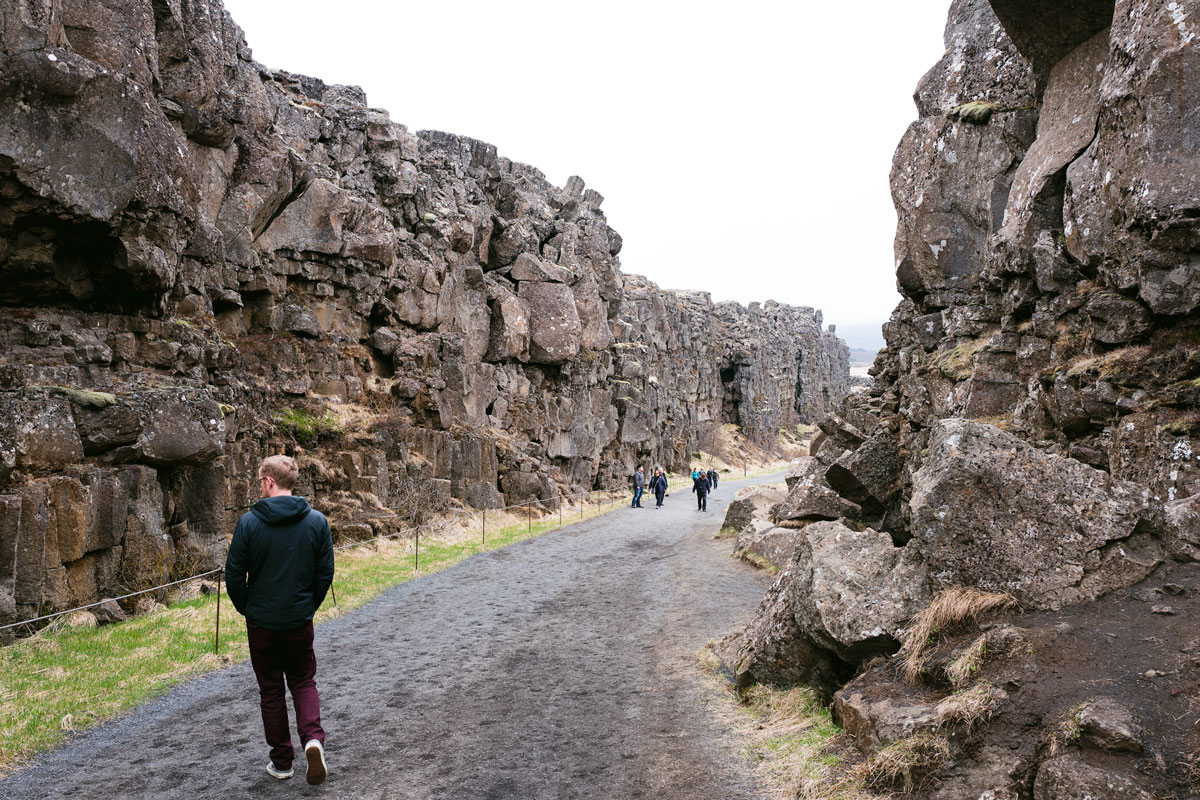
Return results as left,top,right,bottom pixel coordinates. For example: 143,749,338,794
650,468,668,508
631,465,645,508
225,455,334,785
711,468,718,489
707,468,717,491
692,468,709,511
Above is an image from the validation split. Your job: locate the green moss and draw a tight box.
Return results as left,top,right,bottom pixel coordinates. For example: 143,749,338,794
932,336,989,381
272,407,344,445
951,100,997,125
218,403,236,417
61,388,118,408
1164,415,1200,437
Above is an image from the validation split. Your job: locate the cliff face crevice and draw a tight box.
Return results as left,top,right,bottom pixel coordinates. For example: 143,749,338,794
0,0,850,627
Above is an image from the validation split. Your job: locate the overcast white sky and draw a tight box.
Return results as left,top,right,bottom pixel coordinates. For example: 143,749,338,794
220,1,951,350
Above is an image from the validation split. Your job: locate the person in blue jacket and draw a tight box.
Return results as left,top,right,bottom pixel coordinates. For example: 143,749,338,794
225,455,334,785
650,468,669,508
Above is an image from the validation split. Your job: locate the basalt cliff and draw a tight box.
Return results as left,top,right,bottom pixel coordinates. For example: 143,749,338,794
0,2,850,630
720,1,1199,797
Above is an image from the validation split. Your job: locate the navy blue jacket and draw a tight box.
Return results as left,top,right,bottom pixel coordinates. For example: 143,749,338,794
225,495,335,630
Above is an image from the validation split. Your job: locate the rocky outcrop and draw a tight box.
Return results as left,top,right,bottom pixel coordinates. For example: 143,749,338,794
718,0,1200,796
0,0,850,629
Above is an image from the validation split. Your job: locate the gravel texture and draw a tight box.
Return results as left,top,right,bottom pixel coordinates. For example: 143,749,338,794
3,473,780,799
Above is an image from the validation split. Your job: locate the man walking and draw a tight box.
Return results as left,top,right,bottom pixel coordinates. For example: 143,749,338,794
692,468,709,512
631,465,645,508
225,455,335,785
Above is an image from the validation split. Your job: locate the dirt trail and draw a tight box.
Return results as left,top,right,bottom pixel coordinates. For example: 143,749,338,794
3,473,781,800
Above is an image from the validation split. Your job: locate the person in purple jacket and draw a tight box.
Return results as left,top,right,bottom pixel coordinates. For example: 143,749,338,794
225,455,334,785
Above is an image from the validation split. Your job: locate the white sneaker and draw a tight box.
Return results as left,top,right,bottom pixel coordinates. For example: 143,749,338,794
266,761,294,780
304,739,328,785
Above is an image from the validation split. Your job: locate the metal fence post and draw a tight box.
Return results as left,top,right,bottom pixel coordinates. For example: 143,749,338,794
527,502,531,533
482,508,486,545
415,527,420,572
214,570,222,656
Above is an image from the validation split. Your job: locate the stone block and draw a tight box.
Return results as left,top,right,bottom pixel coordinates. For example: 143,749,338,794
910,420,1162,610
0,494,19,621
0,393,84,471
136,396,225,466
517,281,581,365
50,475,91,565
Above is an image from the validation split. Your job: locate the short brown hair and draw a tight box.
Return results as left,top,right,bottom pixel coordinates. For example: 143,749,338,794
258,455,299,490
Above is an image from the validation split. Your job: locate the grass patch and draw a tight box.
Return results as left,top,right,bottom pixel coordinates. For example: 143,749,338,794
1164,410,1200,437
935,683,1003,734
0,493,622,776
1047,703,1086,756
931,336,990,381
697,646,866,799
851,731,951,794
943,634,988,688
273,407,344,445
900,587,1017,684
737,549,781,575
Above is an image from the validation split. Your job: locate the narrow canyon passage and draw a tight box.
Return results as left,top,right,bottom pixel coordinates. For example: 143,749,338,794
3,473,780,800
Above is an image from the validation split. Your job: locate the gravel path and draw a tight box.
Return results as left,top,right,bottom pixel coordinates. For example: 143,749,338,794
4,472,781,800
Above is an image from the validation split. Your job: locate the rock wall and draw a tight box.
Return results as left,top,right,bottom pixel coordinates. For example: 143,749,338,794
0,0,850,628
719,1,1200,796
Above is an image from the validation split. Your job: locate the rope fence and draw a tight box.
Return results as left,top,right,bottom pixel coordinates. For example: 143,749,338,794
0,568,224,634
0,484,639,653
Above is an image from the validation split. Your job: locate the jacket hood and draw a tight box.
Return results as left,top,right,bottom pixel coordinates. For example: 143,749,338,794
251,495,312,526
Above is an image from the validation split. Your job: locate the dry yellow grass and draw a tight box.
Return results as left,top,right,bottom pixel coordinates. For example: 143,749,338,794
900,587,1017,684
935,683,1004,734
851,732,951,793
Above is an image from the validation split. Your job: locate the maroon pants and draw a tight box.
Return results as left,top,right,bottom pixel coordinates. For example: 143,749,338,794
247,621,325,768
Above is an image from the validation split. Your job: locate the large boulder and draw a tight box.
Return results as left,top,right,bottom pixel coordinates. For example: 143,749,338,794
772,457,860,525
734,520,800,571
717,520,930,696
722,485,786,533
0,392,84,472
824,432,904,510
714,561,848,697
910,420,1163,610
792,521,930,662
